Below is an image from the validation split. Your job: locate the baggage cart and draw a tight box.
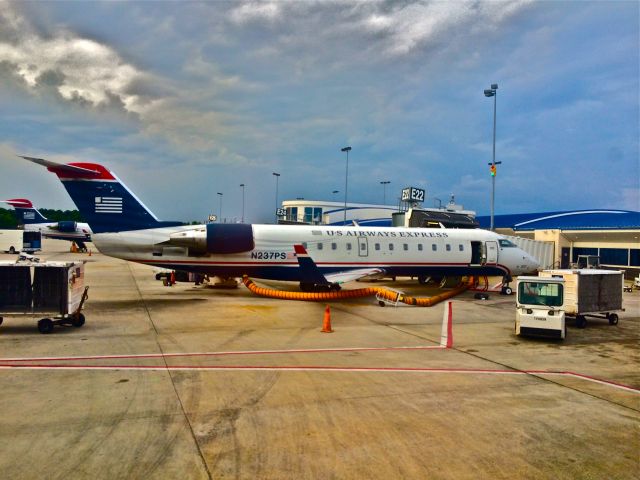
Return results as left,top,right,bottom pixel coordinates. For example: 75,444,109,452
539,269,624,328
0,261,89,333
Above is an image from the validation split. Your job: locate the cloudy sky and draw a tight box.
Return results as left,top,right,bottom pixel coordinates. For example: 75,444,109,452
0,0,638,223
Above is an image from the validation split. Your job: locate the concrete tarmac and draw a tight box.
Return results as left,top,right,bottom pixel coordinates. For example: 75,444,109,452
0,240,638,479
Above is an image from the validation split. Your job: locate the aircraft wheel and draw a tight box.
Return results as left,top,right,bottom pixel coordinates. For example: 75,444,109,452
378,301,386,307
38,318,54,334
417,275,429,285
72,313,85,327
9,246,16,254
575,315,587,329
502,286,513,295
607,313,619,325
474,292,489,300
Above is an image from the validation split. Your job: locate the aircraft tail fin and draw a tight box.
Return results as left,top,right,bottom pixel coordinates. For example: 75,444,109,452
20,156,182,234
2,198,49,224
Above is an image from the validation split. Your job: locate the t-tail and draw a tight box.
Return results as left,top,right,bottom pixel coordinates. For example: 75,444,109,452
2,198,48,224
20,156,182,234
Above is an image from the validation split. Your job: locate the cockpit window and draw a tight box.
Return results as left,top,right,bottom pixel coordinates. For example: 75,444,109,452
499,239,517,248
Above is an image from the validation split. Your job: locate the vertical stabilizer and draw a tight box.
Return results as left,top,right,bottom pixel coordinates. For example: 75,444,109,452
20,156,181,233
2,198,48,224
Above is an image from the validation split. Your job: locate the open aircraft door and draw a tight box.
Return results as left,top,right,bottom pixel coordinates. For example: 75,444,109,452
358,236,369,257
485,240,498,264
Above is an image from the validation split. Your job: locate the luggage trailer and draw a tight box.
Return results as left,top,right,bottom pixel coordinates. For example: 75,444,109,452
516,269,624,339
0,261,89,333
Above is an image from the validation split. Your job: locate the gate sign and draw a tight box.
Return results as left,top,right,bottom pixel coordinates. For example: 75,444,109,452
276,208,286,217
401,187,425,203
208,214,217,222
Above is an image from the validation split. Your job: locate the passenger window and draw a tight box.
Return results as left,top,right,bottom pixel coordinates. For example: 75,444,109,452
418,244,423,251
375,243,380,251
389,243,394,251
331,243,337,250
317,243,323,250
432,244,437,251
346,243,352,251
403,244,408,251
360,242,366,251
446,244,451,251
459,244,464,252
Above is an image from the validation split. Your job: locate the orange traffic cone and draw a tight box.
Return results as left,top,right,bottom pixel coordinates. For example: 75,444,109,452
88,249,92,256
321,305,333,333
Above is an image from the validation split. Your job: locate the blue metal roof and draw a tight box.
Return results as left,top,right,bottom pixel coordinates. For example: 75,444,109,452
476,210,640,231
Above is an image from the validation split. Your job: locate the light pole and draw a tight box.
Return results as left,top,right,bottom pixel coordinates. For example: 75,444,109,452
239,184,245,223
341,146,351,225
217,192,223,223
380,181,390,205
272,172,280,223
484,83,501,231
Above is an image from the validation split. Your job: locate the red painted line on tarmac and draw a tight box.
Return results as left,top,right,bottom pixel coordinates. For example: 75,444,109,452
0,345,445,363
0,363,637,393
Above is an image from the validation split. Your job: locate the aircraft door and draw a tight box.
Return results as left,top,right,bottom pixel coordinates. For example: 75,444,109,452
358,236,368,257
485,241,498,264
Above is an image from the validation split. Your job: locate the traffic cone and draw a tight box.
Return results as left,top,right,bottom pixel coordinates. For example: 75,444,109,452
321,305,333,333
88,249,92,256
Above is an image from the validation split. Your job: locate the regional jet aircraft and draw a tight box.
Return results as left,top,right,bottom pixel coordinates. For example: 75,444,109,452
2,198,92,250
21,156,539,290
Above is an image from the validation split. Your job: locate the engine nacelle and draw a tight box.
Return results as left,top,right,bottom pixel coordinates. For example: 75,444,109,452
55,221,78,232
168,224,254,254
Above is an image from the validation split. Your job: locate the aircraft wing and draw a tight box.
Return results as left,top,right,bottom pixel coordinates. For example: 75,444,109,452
324,268,385,284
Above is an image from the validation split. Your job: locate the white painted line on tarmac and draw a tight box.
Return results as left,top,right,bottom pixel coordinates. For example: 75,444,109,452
0,363,637,394
0,345,446,362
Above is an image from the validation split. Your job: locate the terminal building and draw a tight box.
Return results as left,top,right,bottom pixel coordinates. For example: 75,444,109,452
280,199,640,277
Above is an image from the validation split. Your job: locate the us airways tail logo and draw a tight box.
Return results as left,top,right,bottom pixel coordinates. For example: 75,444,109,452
95,196,123,213
23,212,35,220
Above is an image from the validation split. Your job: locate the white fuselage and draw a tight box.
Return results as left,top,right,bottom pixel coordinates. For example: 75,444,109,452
91,224,539,281
24,222,92,241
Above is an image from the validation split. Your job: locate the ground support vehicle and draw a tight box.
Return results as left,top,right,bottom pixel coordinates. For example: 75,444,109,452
516,276,567,339
0,261,88,333
0,229,41,253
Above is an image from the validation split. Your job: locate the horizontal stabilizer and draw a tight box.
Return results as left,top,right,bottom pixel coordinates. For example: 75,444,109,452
19,156,102,176
2,198,33,208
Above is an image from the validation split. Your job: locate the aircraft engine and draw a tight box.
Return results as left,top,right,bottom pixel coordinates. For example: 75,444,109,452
168,224,254,254
54,221,78,232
